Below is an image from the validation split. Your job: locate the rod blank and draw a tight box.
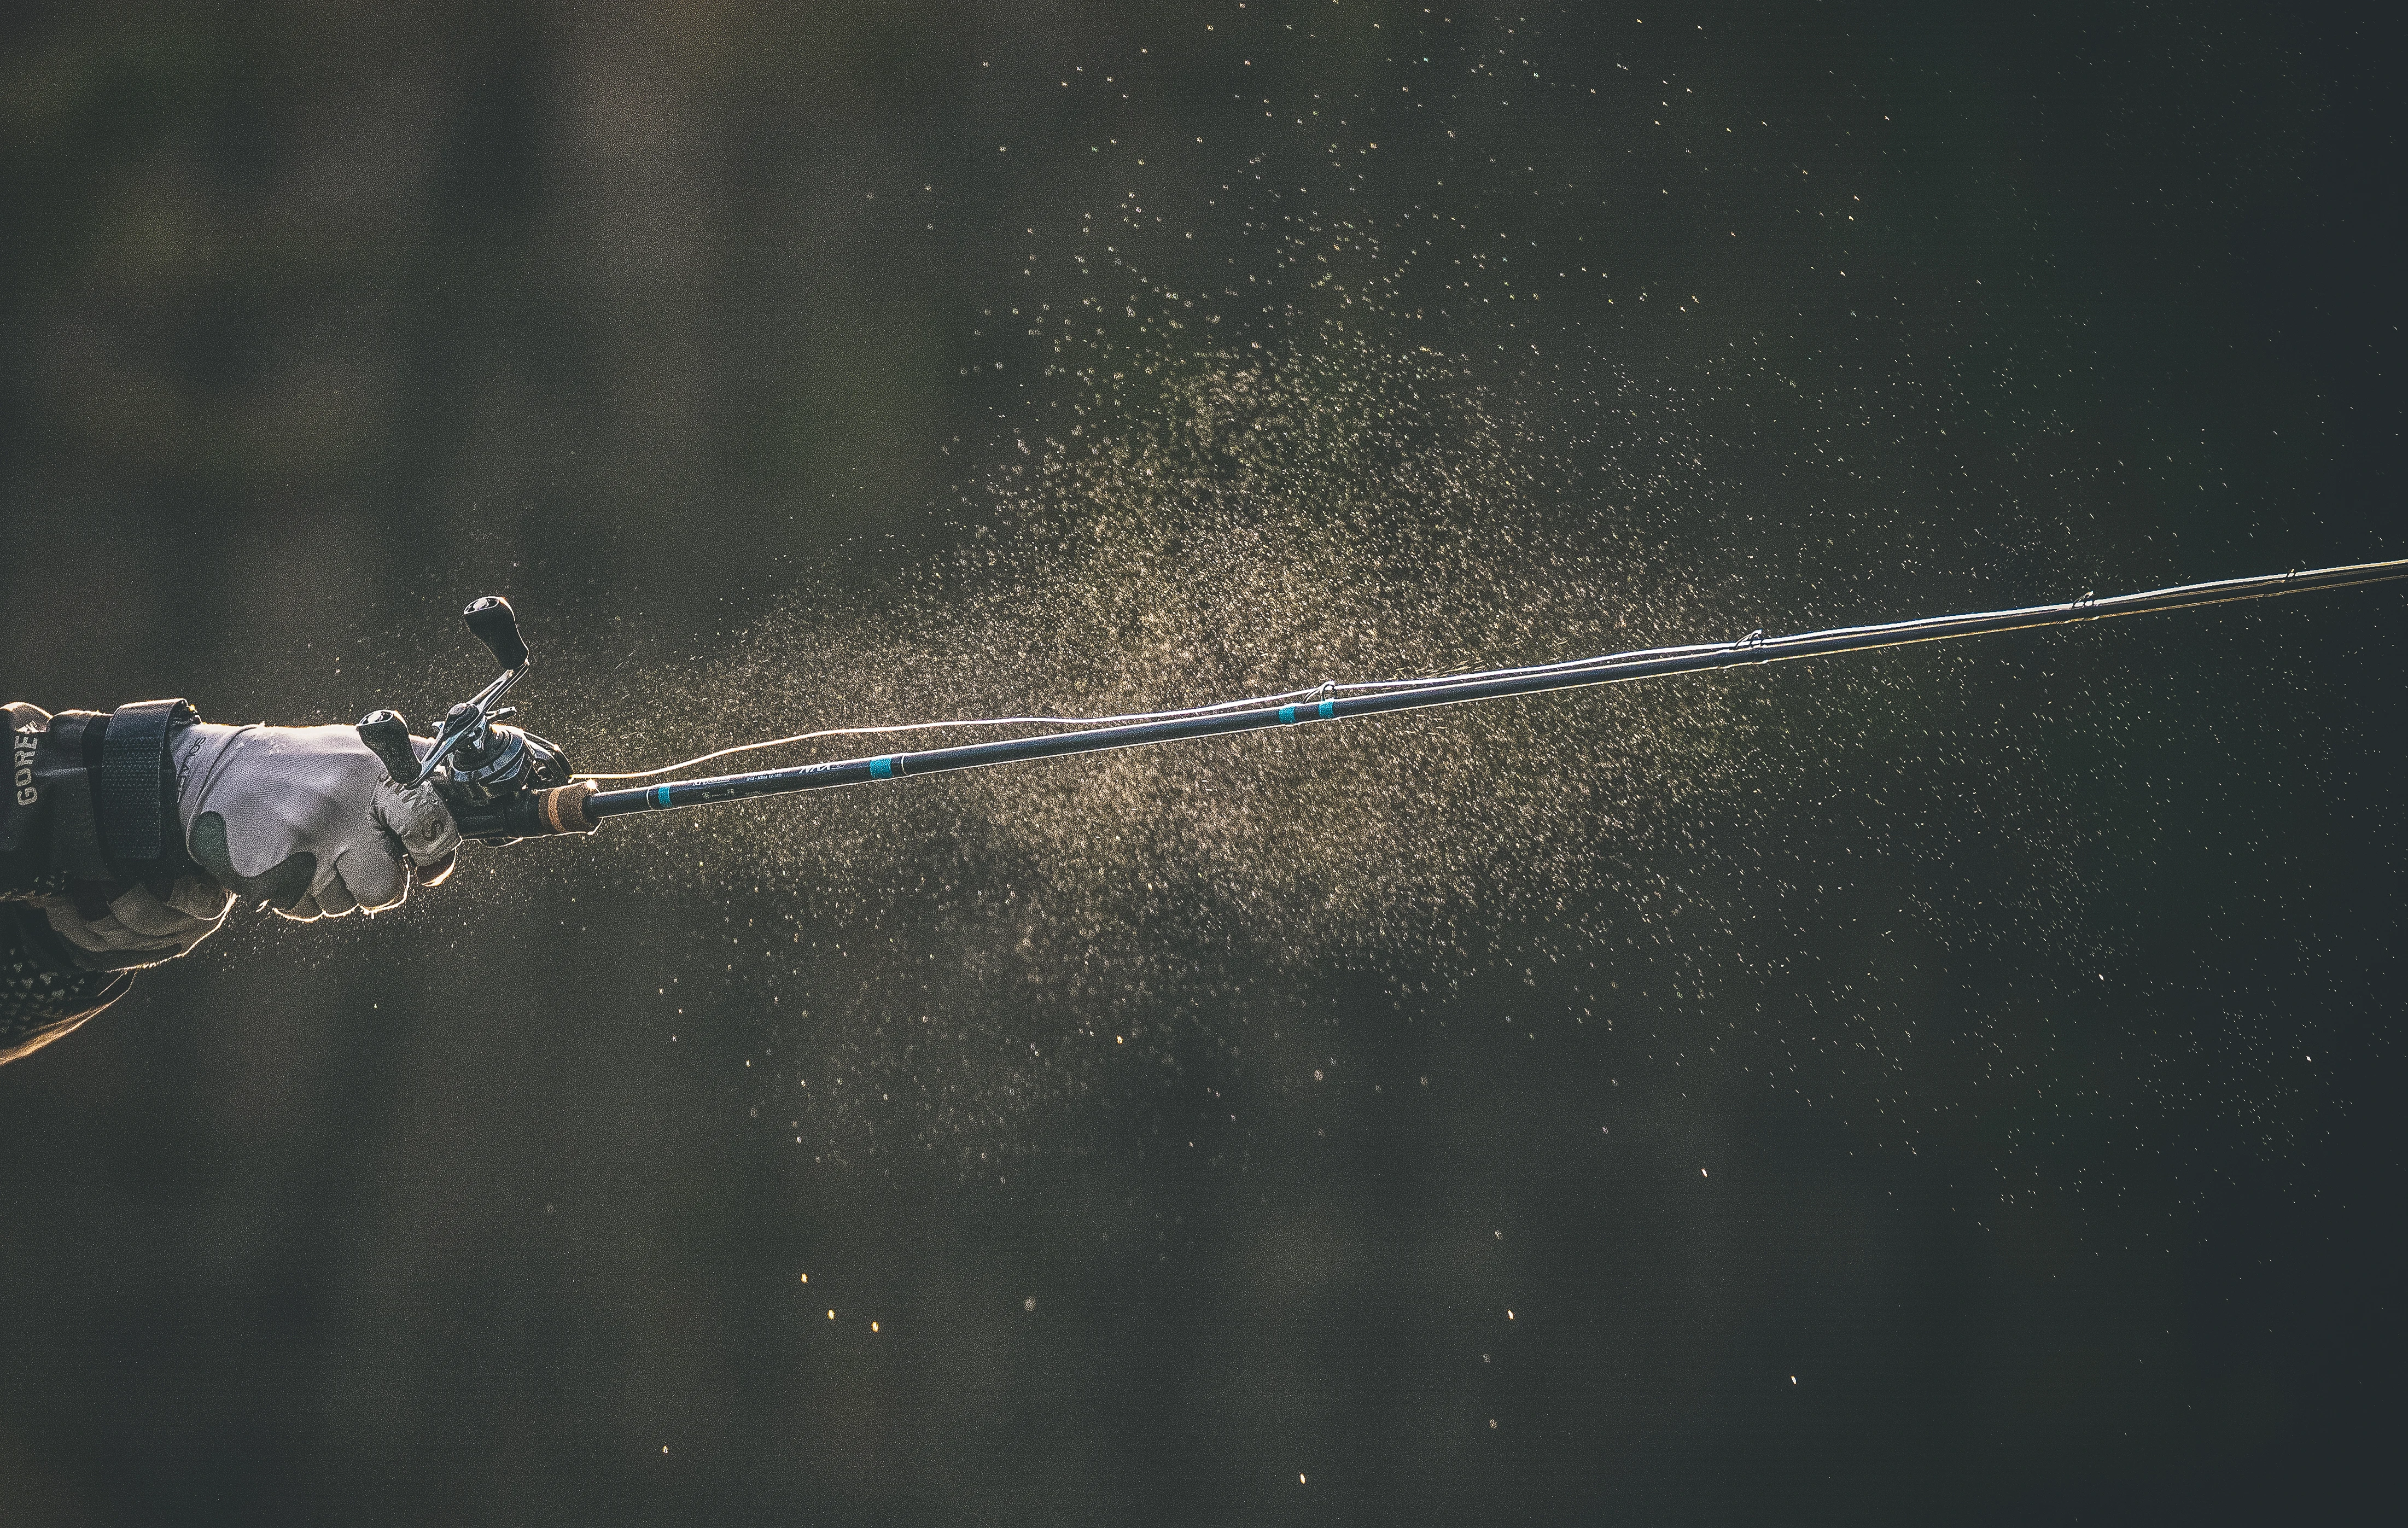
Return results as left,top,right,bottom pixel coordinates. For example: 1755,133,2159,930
586,557,2408,823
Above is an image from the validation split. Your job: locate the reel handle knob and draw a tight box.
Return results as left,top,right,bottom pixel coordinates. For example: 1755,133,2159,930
359,709,460,883
462,595,529,670
355,709,422,785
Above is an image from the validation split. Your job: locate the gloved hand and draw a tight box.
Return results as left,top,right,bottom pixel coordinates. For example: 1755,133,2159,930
173,722,462,920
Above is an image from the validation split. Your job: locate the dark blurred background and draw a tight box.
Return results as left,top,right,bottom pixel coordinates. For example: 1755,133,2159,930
2,2,2402,1524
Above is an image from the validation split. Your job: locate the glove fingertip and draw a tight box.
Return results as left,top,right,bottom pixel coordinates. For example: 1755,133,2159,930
355,873,410,915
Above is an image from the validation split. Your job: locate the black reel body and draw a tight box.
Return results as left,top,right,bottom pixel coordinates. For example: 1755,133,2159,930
434,713,574,844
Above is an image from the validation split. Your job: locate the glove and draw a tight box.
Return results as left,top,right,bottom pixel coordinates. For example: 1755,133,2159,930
173,722,462,920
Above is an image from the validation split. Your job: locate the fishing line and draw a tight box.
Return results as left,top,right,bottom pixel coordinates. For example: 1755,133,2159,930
575,689,1345,782
576,643,1747,783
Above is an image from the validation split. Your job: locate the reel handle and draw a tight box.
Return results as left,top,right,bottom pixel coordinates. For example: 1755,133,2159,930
355,708,459,883
462,596,529,671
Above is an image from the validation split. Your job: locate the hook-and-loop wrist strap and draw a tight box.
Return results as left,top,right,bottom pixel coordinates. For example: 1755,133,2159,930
99,698,196,876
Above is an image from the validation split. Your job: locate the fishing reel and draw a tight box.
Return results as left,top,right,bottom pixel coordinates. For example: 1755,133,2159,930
354,596,600,848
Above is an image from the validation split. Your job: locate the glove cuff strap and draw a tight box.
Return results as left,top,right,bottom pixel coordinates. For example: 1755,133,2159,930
98,699,199,879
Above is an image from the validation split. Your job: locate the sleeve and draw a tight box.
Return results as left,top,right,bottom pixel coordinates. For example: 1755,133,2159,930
3,699,207,1063
1,906,131,1063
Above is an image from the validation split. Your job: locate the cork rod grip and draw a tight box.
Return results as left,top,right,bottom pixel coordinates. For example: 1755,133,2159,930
534,781,599,835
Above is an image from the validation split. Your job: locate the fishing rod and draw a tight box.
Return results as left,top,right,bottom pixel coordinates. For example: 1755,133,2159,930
353,557,2408,847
